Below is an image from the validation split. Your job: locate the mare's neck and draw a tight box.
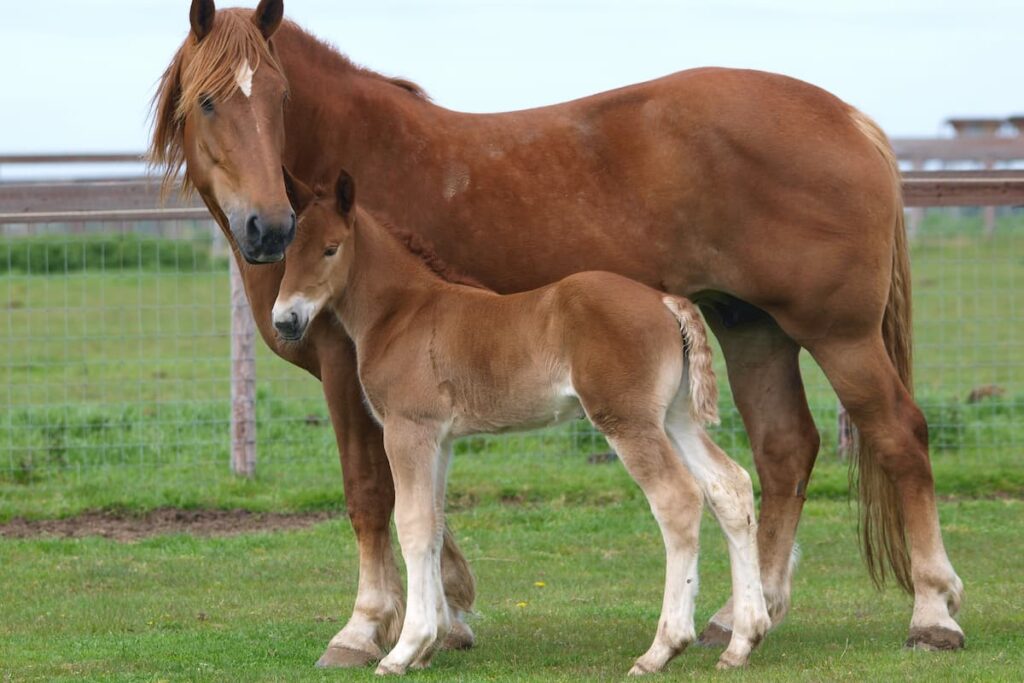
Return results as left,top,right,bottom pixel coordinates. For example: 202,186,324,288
335,213,450,342
275,25,444,192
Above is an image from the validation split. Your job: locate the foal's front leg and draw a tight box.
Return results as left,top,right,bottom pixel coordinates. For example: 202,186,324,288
376,421,451,676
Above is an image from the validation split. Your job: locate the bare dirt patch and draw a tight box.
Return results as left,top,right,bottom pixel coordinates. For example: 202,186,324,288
0,508,337,541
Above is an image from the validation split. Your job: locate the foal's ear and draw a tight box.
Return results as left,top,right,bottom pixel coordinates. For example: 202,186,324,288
282,167,315,214
335,170,356,218
189,0,216,42
253,0,285,40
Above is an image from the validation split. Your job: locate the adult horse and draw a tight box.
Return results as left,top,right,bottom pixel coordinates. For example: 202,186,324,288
150,0,966,666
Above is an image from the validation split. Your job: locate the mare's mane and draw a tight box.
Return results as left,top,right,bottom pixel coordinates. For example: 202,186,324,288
149,11,428,196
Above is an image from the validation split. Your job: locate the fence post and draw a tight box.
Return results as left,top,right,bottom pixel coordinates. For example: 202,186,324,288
230,257,257,477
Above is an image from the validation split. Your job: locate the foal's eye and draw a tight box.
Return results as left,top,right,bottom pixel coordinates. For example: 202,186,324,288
200,95,215,115
323,246,339,257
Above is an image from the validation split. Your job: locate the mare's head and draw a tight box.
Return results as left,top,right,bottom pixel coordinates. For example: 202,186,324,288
272,168,357,341
151,0,294,263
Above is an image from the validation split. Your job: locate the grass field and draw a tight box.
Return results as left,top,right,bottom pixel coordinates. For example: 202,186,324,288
1,213,1023,680
1,499,1022,681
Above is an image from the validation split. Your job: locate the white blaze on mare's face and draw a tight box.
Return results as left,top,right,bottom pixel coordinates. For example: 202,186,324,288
235,61,255,98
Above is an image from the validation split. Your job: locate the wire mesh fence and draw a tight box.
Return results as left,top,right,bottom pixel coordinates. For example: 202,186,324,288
1,208,1023,489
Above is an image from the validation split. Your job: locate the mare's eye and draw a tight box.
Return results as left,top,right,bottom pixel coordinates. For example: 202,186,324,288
324,246,339,257
200,95,215,114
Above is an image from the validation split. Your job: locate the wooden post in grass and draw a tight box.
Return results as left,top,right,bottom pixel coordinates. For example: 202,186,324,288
230,257,257,477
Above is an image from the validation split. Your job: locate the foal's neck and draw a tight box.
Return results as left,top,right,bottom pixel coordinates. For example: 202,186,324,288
335,213,454,342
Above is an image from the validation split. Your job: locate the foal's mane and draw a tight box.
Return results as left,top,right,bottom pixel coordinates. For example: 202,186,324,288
149,11,429,197
381,221,489,291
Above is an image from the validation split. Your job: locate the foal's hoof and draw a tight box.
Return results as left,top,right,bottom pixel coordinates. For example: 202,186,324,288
715,652,749,670
375,659,408,676
442,619,475,650
316,645,379,668
905,626,965,651
627,661,659,676
696,622,732,648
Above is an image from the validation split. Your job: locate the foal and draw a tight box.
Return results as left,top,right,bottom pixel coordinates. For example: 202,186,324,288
272,170,770,676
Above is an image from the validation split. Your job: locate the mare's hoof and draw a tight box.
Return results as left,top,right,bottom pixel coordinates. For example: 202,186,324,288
316,644,379,668
696,622,732,648
905,626,965,651
442,620,475,650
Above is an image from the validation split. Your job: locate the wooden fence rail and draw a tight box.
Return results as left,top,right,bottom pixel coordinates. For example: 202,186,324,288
1,153,1023,475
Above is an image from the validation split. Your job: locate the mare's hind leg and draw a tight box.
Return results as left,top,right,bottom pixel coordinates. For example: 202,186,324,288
665,395,770,669
697,309,820,645
808,336,964,649
597,426,703,676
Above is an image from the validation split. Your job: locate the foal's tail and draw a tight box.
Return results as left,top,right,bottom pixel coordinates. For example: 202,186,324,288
662,296,719,426
848,109,914,594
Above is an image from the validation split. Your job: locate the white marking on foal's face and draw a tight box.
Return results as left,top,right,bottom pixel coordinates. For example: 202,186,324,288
235,61,255,98
271,294,323,340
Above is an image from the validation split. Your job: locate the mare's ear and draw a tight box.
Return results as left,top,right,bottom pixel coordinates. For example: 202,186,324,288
190,0,216,42
282,167,315,214
253,0,285,40
335,170,356,218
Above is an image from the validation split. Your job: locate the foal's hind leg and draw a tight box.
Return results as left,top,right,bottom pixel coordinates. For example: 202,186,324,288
665,396,771,669
809,337,964,649
697,311,819,645
599,427,703,676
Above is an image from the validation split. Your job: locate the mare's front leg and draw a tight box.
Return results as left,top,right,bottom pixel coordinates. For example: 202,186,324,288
697,310,819,644
315,343,474,668
376,420,452,676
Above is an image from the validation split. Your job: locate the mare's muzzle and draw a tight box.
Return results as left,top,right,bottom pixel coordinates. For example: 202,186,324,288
232,209,296,264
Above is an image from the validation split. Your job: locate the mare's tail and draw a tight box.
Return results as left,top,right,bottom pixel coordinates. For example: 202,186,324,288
662,296,719,426
847,108,914,593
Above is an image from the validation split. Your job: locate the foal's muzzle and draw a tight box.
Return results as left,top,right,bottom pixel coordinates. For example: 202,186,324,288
271,299,314,341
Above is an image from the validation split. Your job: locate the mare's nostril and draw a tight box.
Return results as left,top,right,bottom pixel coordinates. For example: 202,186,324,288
246,215,261,246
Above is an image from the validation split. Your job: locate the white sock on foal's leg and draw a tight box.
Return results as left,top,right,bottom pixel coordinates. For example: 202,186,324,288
607,433,703,676
666,401,770,669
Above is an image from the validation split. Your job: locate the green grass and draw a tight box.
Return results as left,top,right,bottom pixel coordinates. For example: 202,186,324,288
1,499,1022,681
1,213,1023,680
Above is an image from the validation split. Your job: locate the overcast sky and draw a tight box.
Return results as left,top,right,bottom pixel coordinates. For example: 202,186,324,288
0,0,1020,157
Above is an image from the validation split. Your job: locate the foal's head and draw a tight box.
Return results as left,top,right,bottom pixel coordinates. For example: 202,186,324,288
151,0,294,264
272,169,357,341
